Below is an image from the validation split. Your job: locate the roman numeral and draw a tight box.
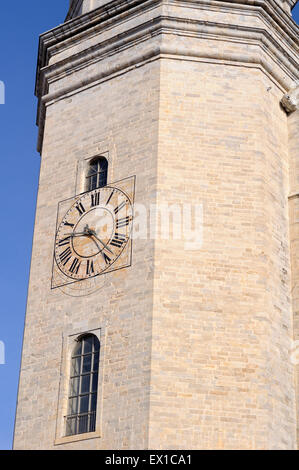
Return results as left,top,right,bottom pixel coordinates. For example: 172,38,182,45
75,202,86,216
91,192,100,207
86,260,95,275
114,201,127,215
110,233,127,248
58,236,71,247
116,217,131,229
102,252,111,265
106,191,114,206
59,247,72,266
69,258,81,274
64,221,74,228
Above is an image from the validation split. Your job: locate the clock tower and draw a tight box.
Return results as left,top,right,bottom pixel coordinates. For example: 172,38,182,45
14,0,299,449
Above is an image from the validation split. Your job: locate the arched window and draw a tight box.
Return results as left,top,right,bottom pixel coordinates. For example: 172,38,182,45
86,157,108,191
66,334,100,436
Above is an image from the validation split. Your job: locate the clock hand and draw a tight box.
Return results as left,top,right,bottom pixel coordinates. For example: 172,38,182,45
88,236,102,252
86,236,107,259
88,230,114,255
65,225,93,237
87,236,111,265
64,232,88,237
64,226,114,255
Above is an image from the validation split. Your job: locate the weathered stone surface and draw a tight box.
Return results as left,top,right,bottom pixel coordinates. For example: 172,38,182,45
14,0,299,450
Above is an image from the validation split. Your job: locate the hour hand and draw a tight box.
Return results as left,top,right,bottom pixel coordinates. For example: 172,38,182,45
66,225,93,237
64,231,87,237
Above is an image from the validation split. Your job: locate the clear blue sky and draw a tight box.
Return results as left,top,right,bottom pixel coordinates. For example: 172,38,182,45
0,1,298,451
0,0,68,450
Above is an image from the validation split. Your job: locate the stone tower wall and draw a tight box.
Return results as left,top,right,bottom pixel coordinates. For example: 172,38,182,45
283,84,299,447
14,0,299,449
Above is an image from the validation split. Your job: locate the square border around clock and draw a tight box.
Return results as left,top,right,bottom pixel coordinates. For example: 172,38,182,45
51,175,136,290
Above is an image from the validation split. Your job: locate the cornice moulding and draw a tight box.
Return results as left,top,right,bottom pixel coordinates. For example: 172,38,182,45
65,0,299,20
39,17,299,86
36,1,299,95
37,0,299,74
290,0,298,10
35,0,299,153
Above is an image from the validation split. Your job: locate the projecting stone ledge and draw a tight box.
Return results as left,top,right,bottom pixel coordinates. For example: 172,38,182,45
66,0,299,20
281,83,299,113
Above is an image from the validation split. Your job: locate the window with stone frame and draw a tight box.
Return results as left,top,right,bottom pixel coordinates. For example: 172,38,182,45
86,157,108,191
65,334,100,436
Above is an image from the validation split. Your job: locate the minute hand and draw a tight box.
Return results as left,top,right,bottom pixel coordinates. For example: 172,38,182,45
90,232,114,255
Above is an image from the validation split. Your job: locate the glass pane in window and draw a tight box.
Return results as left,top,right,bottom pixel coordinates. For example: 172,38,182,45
83,336,93,354
89,412,96,433
93,353,99,372
71,356,81,376
81,374,91,395
91,373,98,392
78,415,88,435
66,416,76,437
90,175,97,191
88,161,98,176
94,337,100,352
68,397,78,416
99,173,107,188
100,158,108,171
79,395,89,414
82,354,92,373
73,341,82,357
69,377,80,397
90,393,97,412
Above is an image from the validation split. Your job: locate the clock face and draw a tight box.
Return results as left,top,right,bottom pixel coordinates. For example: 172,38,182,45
54,186,134,281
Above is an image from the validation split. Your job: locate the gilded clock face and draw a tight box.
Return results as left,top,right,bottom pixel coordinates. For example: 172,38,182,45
54,185,134,281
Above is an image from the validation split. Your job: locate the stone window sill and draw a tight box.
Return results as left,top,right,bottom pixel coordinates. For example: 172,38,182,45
54,431,101,446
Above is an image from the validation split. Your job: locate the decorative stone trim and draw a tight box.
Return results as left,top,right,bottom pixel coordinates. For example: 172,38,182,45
35,0,299,153
65,0,299,23
36,0,299,90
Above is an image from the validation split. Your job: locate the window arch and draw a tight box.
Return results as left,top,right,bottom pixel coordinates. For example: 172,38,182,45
86,157,108,191
66,334,100,436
